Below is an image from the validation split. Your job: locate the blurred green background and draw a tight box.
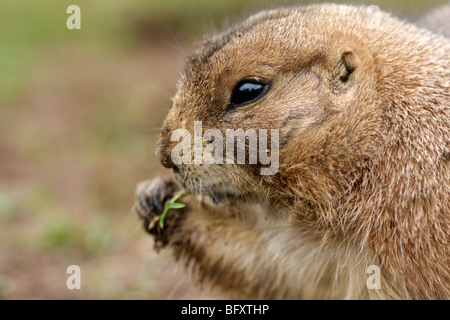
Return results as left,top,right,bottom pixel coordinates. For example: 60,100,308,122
0,0,446,299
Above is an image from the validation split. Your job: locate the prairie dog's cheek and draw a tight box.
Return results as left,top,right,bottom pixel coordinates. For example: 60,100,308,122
241,72,325,131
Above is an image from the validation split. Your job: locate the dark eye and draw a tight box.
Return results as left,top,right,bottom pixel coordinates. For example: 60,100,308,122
229,80,269,107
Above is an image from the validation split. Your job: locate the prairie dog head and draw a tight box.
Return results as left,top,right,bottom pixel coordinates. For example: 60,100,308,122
155,4,444,207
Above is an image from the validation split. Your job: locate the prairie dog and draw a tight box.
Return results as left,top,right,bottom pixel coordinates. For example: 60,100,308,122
135,4,450,299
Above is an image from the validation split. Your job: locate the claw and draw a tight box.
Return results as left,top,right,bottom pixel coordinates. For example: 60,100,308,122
140,189,152,213
135,197,150,219
152,186,163,212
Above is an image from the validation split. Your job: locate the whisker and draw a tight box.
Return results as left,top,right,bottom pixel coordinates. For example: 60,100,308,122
211,192,219,204
162,39,189,57
167,278,184,300
181,170,188,185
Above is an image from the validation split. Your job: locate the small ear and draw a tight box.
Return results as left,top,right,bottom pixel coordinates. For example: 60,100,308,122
329,50,359,94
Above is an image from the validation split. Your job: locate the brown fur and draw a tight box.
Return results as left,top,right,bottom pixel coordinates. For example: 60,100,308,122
136,4,450,299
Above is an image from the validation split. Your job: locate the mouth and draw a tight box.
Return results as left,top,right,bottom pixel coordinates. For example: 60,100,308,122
172,167,242,204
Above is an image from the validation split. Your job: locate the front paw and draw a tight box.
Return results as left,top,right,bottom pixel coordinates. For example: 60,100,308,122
133,176,187,249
